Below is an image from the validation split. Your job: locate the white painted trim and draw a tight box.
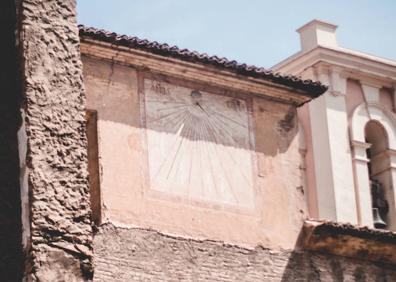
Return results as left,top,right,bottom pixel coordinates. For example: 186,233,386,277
350,103,396,228
272,47,396,88
350,102,396,150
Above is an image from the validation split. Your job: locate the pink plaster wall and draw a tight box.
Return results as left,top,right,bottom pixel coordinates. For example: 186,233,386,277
82,55,308,249
345,79,364,117
345,80,393,116
297,104,319,219
380,88,394,112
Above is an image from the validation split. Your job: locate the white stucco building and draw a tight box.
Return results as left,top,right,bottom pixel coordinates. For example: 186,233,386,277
273,19,396,230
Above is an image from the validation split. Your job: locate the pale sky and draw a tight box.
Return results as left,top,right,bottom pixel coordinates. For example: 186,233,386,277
77,0,396,68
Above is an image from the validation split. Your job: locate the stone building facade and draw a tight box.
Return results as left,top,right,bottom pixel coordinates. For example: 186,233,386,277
1,1,396,281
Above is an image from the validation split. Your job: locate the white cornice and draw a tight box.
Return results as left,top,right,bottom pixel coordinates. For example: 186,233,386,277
272,46,396,88
296,19,338,33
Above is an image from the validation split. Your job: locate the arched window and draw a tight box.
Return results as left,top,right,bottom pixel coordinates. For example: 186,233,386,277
350,103,396,230
365,120,391,229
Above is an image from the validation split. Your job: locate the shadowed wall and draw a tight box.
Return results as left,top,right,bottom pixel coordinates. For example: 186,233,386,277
0,0,23,280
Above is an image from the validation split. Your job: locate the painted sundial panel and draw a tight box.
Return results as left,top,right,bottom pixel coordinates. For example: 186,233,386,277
144,79,254,208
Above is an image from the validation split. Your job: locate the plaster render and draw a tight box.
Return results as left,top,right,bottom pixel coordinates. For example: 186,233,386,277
297,105,319,218
82,54,308,249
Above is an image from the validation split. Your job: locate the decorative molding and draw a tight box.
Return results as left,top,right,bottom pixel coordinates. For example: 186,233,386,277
350,102,396,151
351,141,371,163
360,79,383,89
272,46,396,89
369,149,396,176
351,140,372,149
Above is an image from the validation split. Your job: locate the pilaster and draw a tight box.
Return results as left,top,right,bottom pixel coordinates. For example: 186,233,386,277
351,141,373,227
309,64,358,223
384,149,396,230
392,85,396,112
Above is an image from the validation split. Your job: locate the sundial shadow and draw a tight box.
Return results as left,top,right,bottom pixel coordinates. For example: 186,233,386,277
144,86,252,150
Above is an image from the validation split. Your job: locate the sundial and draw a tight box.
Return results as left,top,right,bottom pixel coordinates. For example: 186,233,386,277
143,79,254,208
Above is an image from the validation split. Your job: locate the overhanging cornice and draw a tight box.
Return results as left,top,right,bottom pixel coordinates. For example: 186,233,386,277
272,47,396,88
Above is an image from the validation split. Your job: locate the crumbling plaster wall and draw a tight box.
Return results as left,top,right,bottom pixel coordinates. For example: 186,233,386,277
93,224,396,282
19,0,93,280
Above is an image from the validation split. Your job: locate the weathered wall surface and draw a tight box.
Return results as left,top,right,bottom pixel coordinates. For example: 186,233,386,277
19,0,93,280
93,224,396,282
0,0,23,280
82,55,307,249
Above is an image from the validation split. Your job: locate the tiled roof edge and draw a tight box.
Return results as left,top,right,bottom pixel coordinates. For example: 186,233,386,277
306,219,396,244
78,25,327,98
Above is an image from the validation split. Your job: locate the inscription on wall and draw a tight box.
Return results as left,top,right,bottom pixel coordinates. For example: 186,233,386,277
144,79,254,208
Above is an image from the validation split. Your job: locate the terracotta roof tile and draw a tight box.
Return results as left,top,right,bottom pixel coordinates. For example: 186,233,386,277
306,219,396,244
301,220,396,264
78,25,327,98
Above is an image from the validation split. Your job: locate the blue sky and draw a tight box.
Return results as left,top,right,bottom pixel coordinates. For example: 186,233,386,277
77,0,396,68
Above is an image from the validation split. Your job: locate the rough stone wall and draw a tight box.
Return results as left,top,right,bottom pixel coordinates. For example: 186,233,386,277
19,0,93,280
94,224,396,282
0,0,23,281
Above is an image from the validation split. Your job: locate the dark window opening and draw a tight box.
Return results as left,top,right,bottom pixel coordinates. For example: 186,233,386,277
86,110,101,225
365,120,391,229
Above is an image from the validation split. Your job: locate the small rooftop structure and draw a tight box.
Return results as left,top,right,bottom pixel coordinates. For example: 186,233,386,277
297,19,338,51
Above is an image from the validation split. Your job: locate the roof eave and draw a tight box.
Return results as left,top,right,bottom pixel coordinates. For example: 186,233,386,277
78,25,327,100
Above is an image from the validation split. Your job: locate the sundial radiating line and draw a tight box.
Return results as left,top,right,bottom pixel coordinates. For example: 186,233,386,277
167,109,190,132
200,114,239,203
145,99,187,105
203,113,252,186
187,129,194,186
155,104,189,112
205,105,245,141
204,109,243,147
199,118,221,198
204,122,239,203
166,129,186,179
204,114,250,190
169,114,194,183
151,110,189,181
212,109,247,128
148,106,187,124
